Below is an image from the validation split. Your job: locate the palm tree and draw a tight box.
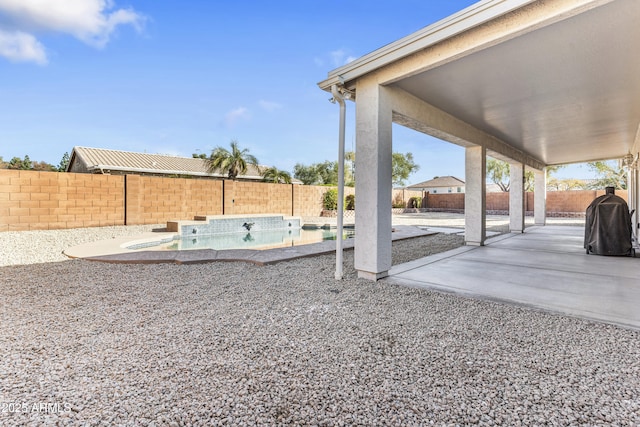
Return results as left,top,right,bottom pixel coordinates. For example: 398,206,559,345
207,140,258,179
262,166,292,184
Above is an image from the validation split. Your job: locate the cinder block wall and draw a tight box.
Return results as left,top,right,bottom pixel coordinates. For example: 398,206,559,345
0,170,124,231
223,180,292,216
2,169,631,232
124,175,223,225
426,193,466,210
425,190,627,213
391,189,424,207
546,189,624,212
0,170,341,231
293,185,326,217
486,193,508,211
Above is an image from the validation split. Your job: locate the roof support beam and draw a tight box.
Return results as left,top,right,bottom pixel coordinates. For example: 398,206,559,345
386,85,546,171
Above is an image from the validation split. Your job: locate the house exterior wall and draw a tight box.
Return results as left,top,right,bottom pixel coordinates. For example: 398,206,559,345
423,186,464,194
67,159,91,174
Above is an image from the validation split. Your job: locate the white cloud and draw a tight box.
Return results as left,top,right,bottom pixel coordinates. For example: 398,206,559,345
258,100,282,112
0,29,47,64
223,107,251,127
0,0,145,64
329,49,356,67
330,49,346,66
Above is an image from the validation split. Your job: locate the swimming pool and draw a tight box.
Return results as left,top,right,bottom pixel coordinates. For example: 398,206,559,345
127,227,355,251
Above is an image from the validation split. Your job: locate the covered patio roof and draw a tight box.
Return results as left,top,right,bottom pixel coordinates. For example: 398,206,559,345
319,0,640,167
318,0,640,280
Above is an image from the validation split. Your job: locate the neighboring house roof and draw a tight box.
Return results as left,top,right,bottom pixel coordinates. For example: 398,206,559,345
486,183,504,193
406,176,465,189
67,146,299,183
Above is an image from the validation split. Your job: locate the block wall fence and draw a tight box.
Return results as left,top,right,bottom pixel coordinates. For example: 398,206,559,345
0,169,627,232
424,189,627,213
0,170,365,232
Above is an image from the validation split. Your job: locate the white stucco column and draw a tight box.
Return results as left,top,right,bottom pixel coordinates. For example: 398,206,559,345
534,168,547,226
354,81,393,280
628,164,638,240
509,162,525,233
465,145,486,246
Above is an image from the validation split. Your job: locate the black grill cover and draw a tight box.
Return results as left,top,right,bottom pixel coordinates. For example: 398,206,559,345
584,194,632,256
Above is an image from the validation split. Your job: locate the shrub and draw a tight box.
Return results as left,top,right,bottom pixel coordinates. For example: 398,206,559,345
323,188,338,210
345,194,355,210
408,196,422,208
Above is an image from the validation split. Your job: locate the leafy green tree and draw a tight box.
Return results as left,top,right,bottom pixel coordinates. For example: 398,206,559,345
487,158,563,192
323,188,338,210
315,161,339,185
587,160,626,190
344,151,356,187
6,155,57,171
345,194,355,210
207,140,258,179
292,161,340,185
22,155,32,169
294,150,417,187
547,177,587,191
57,152,70,172
261,166,292,184
391,152,420,187
32,161,56,171
8,156,31,170
486,158,511,191
339,150,417,187
0,156,6,168
293,163,321,185
192,153,207,159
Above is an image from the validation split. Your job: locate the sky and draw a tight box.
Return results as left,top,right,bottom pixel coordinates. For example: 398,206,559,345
0,0,595,184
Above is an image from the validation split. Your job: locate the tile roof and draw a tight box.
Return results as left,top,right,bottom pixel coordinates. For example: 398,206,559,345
406,176,465,189
68,146,265,180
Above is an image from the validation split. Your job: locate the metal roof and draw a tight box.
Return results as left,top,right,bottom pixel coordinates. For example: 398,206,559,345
68,146,271,181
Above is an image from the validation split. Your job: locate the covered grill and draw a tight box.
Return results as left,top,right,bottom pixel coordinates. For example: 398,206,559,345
584,187,633,256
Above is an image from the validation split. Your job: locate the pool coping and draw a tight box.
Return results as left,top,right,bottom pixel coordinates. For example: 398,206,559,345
64,225,437,266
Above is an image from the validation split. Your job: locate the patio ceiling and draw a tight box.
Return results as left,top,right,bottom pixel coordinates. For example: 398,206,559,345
320,0,640,167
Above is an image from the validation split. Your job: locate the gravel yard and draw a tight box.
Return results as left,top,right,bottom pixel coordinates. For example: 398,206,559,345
1,216,638,425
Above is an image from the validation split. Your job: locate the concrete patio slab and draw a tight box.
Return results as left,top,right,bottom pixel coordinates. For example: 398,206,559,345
388,225,640,330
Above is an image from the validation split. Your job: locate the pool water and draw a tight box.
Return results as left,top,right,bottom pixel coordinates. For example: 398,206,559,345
150,227,354,251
